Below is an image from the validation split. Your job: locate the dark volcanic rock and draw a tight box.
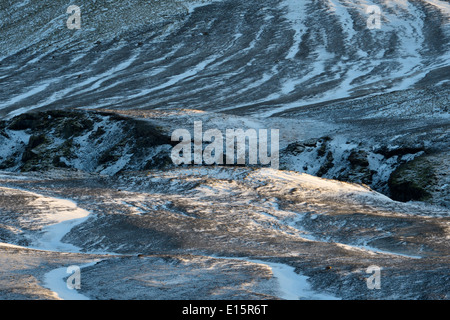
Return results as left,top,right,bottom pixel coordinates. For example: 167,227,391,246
389,156,436,202
0,110,174,174
348,150,369,168
8,113,40,131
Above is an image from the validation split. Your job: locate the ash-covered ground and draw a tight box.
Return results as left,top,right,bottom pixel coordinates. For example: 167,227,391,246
0,0,449,300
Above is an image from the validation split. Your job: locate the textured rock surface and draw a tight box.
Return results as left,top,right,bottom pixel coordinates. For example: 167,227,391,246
0,110,173,174
0,0,449,300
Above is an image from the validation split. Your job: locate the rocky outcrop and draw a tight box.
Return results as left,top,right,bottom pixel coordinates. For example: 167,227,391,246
389,157,435,202
0,110,174,175
388,152,449,208
281,137,448,208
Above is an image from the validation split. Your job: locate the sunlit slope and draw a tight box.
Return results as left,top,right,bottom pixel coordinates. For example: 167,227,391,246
0,167,449,299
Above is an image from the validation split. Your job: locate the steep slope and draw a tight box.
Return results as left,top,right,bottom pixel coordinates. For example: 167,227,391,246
0,0,449,118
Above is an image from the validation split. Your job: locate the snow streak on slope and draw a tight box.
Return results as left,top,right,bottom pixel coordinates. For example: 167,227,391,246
0,0,449,117
214,256,339,300
43,261,99,300
0,187,90,252
0,167,449,299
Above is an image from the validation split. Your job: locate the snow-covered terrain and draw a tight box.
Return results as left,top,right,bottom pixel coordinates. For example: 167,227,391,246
0,0,449,300
0,166,449,299
0,0,449,117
